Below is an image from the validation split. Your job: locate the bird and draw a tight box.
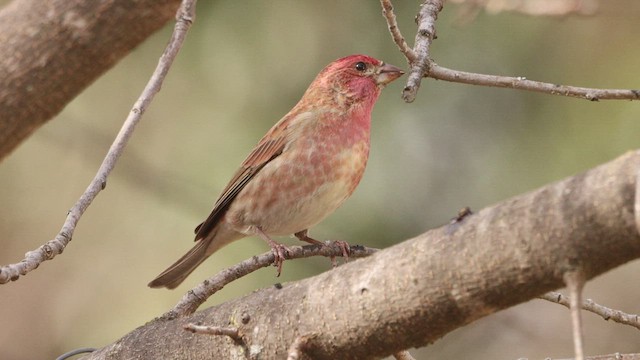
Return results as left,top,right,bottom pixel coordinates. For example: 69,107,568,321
148,54,404,289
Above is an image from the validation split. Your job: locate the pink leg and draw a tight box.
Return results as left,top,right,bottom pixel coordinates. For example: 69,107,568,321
294,229,350,267
255,227,290,276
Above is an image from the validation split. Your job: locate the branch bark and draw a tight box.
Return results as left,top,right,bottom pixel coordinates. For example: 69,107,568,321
83,150,640,359
0,0,181,161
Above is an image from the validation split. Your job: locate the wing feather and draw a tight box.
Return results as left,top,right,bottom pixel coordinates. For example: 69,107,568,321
193,124,291,240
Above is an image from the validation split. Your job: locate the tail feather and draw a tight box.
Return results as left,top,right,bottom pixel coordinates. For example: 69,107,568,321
148,239,210,289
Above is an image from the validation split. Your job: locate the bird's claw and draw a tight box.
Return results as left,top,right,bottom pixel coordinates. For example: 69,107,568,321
294,230,351,268
271,243,291,276
325,240,350,267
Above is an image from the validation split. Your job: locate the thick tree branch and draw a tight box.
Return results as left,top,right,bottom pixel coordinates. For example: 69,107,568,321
0,0,182,161
83,151,640,359
0,0,196,285
381,0,640,103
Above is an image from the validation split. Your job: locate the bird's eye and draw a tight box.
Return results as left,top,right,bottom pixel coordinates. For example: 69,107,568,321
354,62,367,72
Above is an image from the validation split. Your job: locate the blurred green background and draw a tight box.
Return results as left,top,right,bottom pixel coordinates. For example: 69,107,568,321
1,1,639,359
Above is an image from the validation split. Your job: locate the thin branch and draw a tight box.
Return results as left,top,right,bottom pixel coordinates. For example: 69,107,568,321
167,244,378,317
0,0,197,284
183,323,241,342
565,271,586,360
540,292,640,330
55,347,96,360
380,0,416,62
380,0,640,102
428,64,640,101
402,0,443,103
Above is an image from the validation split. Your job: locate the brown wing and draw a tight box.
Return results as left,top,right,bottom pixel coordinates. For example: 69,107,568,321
193,125,290,240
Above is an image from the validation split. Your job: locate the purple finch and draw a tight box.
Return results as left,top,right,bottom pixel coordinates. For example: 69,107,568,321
149,55,403,289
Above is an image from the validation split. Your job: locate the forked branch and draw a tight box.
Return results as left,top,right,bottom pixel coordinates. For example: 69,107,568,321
380,0,640,103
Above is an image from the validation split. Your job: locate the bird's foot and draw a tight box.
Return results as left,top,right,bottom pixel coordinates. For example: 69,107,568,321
331,240,351,260
323,240,351,267
294,230,351,267
269,241,291,277
255,227,290,276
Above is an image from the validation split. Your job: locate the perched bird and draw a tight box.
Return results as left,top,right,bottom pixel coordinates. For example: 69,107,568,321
148,55,404,289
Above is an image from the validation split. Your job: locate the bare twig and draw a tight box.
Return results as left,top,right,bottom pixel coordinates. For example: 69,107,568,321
380,0,416,62
565,271,586,360
428,64,640,101
287,334,318,360
0,0,197,284
540,292,640,330
380,0,640,103
394,350,417,360
183,323,241,342
167,244,378,317
55,347,96,360
402,0,443,103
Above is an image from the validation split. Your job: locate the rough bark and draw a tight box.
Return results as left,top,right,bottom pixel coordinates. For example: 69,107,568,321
0,0,181,161
83,151,640,359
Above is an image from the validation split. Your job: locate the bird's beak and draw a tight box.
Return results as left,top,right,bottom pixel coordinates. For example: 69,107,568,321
375,63,405,86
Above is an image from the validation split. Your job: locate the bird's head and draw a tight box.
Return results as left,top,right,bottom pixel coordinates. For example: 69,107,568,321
305,55,404,109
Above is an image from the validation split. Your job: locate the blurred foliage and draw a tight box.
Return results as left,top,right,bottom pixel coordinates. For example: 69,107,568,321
0,1,639,359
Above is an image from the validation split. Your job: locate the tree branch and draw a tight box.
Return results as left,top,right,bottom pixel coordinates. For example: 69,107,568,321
0,0,196,285
540,292,640,330
183,323,242,341
380,0,416,62
168,244,378,317
0,0,182,161
426,64,640,101
83,151,640,359
565,270,587,360
381,0,640,103
402,0,443,103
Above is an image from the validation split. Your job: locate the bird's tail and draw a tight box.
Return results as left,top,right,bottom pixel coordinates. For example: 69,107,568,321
147,239,210,289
